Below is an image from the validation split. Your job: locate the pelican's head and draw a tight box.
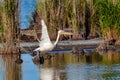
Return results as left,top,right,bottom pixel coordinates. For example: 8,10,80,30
58,30,73,35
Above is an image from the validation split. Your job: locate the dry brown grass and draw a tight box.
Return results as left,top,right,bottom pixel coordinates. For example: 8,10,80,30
0,0,20,54
37,0,86,39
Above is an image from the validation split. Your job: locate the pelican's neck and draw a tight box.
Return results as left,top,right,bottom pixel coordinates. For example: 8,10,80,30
54,33,60,46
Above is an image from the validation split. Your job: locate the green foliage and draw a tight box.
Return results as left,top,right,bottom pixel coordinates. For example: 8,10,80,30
0,4,3,32
96,0,120,35
36,0,120,39
3,0,16,18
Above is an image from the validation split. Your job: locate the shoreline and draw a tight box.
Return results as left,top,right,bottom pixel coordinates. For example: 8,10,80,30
19,39,103,52
20,39,103,47
0,39,120,53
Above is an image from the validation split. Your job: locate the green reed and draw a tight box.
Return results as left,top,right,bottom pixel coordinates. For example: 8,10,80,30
36,0,86,39
95,0,120,39
36,0,120,40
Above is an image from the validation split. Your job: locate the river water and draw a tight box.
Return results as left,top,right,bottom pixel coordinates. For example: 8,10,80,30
0,50,120,80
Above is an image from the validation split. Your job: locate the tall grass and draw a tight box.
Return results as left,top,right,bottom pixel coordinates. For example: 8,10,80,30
0,3,3,27
0,0,20,54
96,0,120,40
36,0,120,40
36,0,86,39
0,2,4,44
85,0,101,37
0,4,3,32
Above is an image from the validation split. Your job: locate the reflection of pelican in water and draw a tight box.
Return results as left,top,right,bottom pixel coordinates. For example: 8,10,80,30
34,19,73,53
40,68,60,80
40,68,54,80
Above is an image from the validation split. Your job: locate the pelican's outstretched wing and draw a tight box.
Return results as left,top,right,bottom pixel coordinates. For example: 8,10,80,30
40,20,52,46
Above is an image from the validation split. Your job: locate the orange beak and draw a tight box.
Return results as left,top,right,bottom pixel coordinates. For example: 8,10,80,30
61,31,73,35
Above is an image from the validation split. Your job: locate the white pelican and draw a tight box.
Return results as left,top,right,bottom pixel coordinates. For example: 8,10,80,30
34,19,73,52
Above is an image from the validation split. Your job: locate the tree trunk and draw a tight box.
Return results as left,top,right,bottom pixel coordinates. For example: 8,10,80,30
2,0,20,54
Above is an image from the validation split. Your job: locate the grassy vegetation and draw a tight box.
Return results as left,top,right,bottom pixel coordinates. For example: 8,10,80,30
0,0,20,54
96,0,120,40
0,4,3,31
36,0,120,40
0,2,4,42
36,0,86,39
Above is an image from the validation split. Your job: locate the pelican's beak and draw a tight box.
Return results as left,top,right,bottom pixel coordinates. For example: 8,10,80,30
61,31,73,35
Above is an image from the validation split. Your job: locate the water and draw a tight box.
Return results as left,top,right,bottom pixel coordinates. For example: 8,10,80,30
0,50,120,80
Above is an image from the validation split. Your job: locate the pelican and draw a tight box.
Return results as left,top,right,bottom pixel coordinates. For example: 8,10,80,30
34,19,73,52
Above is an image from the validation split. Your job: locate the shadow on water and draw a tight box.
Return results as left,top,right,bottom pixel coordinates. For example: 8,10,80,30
0,48,120,80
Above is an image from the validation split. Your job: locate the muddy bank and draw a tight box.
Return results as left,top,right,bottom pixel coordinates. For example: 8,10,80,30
20,39,103,47
1,39,120,53
20,39,120,53
20,39,103,52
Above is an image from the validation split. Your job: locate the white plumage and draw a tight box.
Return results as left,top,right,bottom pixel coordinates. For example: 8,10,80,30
34,19,72,52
